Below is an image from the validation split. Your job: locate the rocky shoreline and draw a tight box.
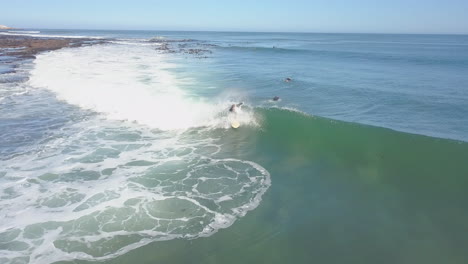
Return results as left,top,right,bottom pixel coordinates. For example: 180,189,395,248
0,34,216,59
0,35,106,78
0,35,103,59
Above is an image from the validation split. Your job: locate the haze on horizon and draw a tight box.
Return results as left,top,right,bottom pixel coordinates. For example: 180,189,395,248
2,0,468,34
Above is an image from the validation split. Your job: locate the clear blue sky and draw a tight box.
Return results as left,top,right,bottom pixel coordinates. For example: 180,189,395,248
2,0,467,34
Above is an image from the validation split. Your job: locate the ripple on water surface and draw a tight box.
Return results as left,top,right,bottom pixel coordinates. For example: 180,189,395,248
0,119,270,264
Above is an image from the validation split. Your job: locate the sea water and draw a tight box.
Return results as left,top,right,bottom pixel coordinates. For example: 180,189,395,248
1,29,468,264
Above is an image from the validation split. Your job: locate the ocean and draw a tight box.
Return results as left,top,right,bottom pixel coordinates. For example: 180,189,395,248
1,29,468,264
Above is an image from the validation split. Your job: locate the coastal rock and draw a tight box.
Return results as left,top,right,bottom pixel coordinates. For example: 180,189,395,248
0,35,101,58
154,39,214,58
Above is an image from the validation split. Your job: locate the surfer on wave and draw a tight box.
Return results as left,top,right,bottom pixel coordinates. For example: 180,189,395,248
228,103,243,128
229,102,243,113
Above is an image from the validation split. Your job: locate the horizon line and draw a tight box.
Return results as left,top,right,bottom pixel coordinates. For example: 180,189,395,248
6,26,468,36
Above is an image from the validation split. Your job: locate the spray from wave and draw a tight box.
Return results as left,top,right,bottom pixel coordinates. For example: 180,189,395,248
29,43,257,130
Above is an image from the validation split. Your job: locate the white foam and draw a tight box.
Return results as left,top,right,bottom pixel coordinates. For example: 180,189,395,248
108,40,157,46
28,43,257,130
274,106,311,116
0,118,271,263
0,41,270,264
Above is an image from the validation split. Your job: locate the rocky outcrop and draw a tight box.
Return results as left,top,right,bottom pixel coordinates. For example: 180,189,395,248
0,35,102,59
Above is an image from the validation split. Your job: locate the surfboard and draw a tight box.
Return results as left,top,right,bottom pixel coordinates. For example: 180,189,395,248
231,120,240,128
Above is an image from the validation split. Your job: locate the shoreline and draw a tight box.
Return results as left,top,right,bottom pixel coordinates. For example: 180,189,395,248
0,35,104,59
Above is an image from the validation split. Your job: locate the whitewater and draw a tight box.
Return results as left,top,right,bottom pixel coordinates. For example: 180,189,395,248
1,40,268,264
1,30,468,264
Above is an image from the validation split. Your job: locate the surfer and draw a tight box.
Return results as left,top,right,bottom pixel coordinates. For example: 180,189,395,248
285,77,292,82
229,102,243,113
228,103,243,128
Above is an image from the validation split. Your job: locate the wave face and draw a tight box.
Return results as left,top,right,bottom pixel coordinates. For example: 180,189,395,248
0,43,269,264
208,33,468,142
247,108,468,263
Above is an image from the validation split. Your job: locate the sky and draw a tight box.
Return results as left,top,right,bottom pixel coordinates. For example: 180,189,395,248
1,0,468,34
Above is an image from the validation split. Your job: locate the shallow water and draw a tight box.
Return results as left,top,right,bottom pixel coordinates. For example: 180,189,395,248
1,30,468,264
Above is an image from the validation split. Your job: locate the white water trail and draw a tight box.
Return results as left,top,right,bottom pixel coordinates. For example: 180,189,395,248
0,42,269,264
29,43,257,130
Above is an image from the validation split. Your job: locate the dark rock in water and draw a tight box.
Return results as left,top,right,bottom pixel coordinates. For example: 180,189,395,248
184,48,212,55
273,96,280,101
202,43,218,48
149,38,194,43
285,77,292,82
159,43,170,50
155,40,213,58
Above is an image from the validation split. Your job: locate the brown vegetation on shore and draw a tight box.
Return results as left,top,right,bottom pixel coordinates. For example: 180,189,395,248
0,36,95,58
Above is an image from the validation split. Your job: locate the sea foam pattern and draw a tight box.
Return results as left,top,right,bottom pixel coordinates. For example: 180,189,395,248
0,42,270,264
0,119,270,264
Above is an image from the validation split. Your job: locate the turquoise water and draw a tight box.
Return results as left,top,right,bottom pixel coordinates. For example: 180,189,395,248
0,30,468,264
3,29,468,141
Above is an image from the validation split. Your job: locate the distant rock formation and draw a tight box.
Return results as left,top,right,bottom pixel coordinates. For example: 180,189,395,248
0,25,14,30
0,35,99,59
